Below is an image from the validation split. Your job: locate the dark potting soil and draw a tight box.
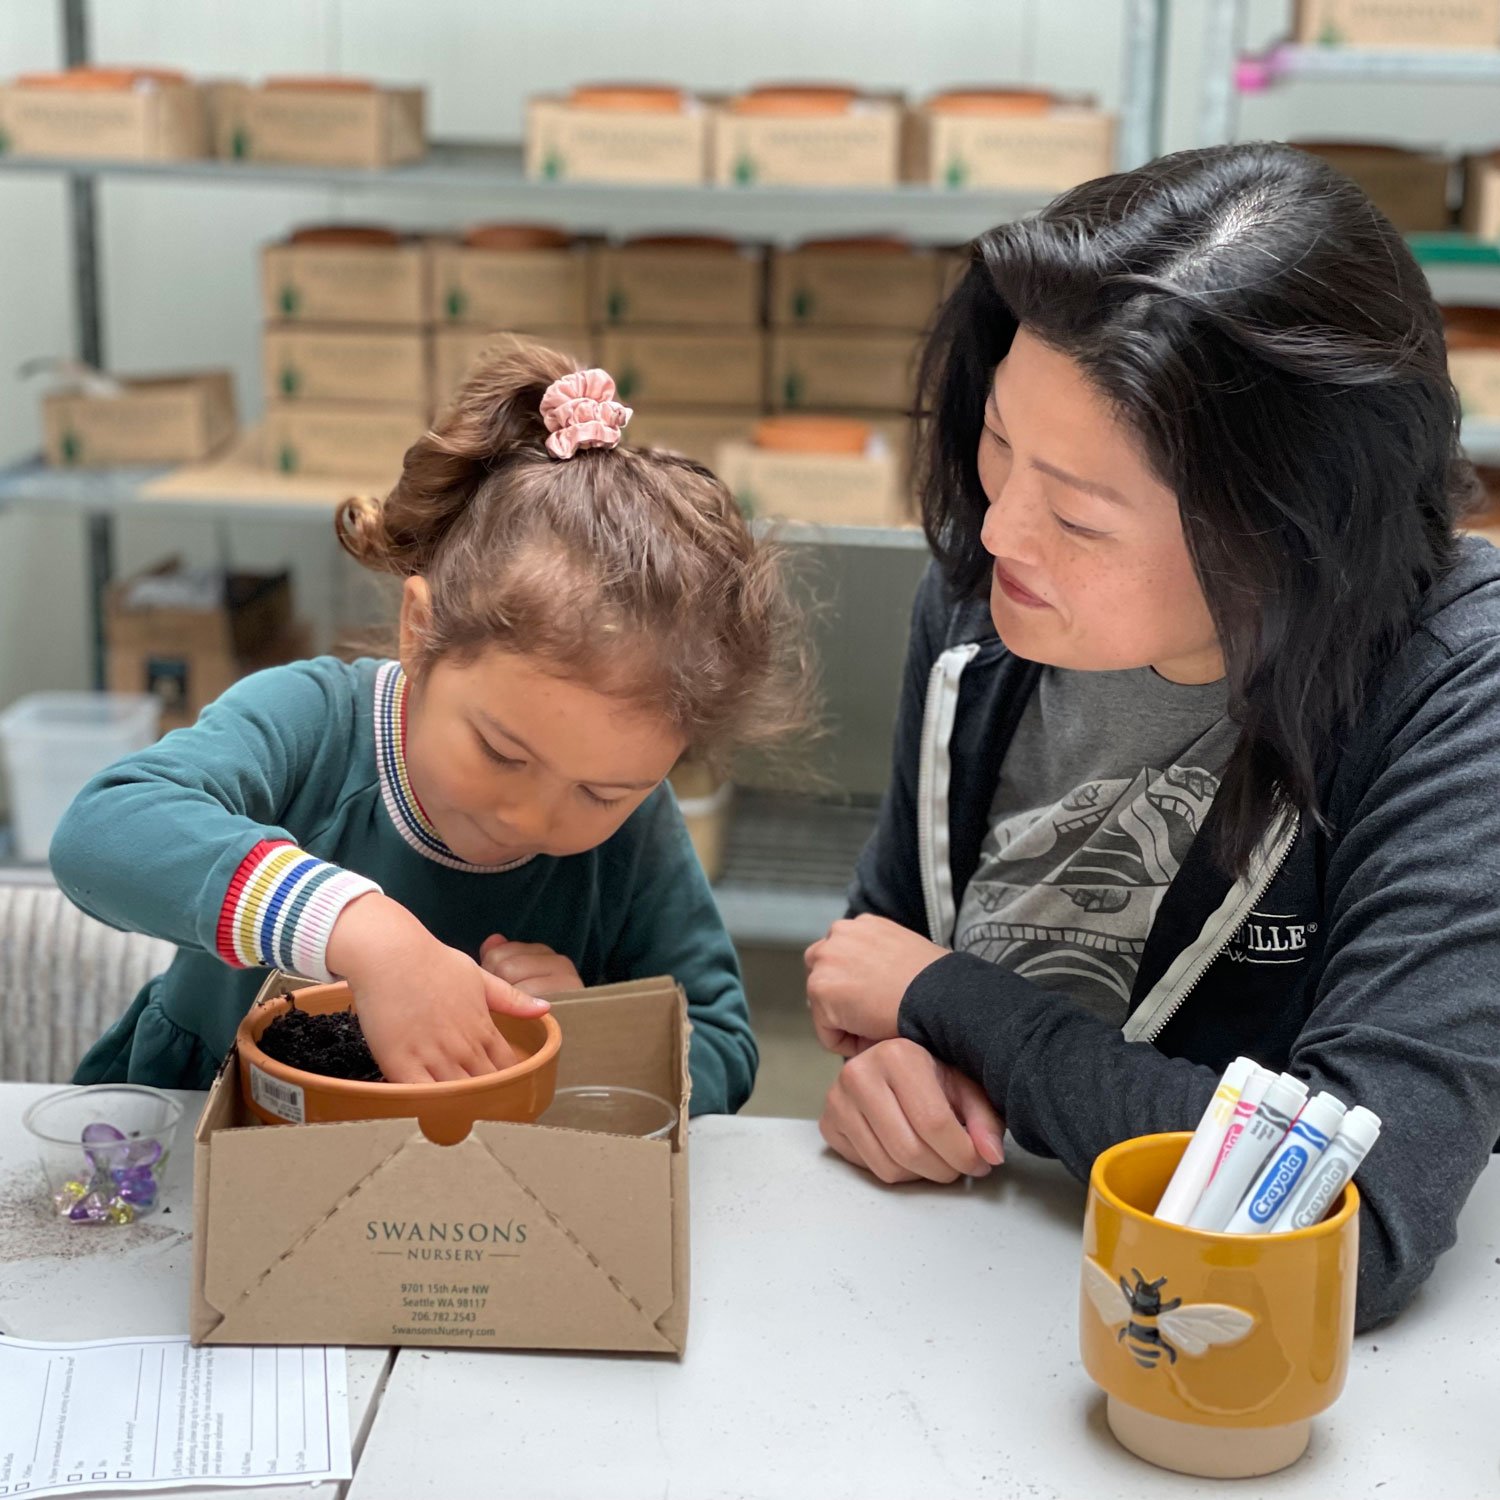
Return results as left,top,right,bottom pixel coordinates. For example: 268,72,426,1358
257,995,386,1083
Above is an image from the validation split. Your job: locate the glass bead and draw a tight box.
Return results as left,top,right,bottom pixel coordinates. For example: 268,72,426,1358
104,1199,135,1225
68,1191,111,1223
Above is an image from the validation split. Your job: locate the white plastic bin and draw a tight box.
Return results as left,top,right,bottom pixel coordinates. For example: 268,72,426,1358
0,693,160,862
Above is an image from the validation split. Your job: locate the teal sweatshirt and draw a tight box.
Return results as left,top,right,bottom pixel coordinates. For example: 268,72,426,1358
51,657,757,1113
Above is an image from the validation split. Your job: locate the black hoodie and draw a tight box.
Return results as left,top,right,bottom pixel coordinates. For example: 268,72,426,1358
851,537,1500,1330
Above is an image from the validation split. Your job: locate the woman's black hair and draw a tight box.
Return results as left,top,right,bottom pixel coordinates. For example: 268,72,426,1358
918,140,1479,877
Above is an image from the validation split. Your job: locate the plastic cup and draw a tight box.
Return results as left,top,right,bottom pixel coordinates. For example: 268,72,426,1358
538,1085,676,1140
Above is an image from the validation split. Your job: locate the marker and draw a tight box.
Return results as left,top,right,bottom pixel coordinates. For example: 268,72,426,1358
1223,1091,1348,1235
1186,1068,1304,1232
1155,1057,1257,1225
1207,1064,1275,1184
1266,1105,1381,1234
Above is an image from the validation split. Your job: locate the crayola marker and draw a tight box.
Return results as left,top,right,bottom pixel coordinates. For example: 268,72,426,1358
1155,1056,1257,1225
1223,1091,1348,1235
1186,1067,1303,1231
1206,1063,1274,1183
1266,1105,1382,1233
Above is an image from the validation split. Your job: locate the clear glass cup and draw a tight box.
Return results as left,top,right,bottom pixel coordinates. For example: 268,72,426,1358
538,1085,676,1140
22,1084,183,1223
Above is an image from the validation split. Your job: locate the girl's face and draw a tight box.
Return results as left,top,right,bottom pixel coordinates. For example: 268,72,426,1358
976,326,1224,685
399,582,686,867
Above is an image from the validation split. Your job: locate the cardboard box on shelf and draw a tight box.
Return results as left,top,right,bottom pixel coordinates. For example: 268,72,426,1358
105,560,304,733
1463,151,1500,239
712,87,905,188
262,326,431,408
262,231,430,326
431,327,595,410
213,79,426,168
1296,141,1453,232
593,239,764,327
716,421,907,528
770,240,943,330
1448,308,1500,419
0,70,208,160
1295,0,1500,47
769,329,916,412
263,401,426,482
625,407,763,468
909,91,1115,194
525,89,712,185
599,329,765,408
43,371,236,468
429,230,589,328
668,760,732,883
191,972,691,1354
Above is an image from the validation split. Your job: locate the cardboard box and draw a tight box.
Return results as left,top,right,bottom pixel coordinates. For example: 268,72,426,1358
910,104,1116,193
1295,0,1500,47
43,372,236,468
1297,141,1453,231
625,407,763,468
263,239,429,327
1448,311,1500,418
770,242,943,330
712,96,904,187
191,973,691,1353
429,240,589,328
599,329,766,408
106,561,302,733
432,327,595,410
593,242,764,327
1463,152,1500,239
262,327,431,408
668,761,731,883
716,440,907,527
0,77,207,160
263,401,426,481
770,330,916,412
525,95,711,184
214,82,426,168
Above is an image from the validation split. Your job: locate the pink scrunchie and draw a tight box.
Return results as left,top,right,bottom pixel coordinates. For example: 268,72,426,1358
539,369,633,460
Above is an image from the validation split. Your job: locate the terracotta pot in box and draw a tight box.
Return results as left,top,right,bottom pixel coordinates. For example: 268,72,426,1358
236,981,562,1145
926,87,1055,116
568,84,687,112
754,414,872,454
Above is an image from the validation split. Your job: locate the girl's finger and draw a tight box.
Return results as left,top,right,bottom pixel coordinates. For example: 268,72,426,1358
480,970,551,1015
479,933,508,960
482,1026,521,1073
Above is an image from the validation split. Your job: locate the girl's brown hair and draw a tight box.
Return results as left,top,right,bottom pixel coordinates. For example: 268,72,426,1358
337,341,813,761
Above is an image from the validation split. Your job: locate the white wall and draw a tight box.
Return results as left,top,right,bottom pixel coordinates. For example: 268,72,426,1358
0,0,1496,765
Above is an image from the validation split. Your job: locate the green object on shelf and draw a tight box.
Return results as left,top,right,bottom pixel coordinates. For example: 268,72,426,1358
736,489,757,520
615,367,637,399
445,287,466,321
791,289,814,322
782,371,805,407
944,157,968,191
280,366,300,398
60,431,81,466
0,127,11,157
734,155,757,187
230,127,250,161
606,288,627,322
1408,233,1500,267
279,285,300,318
542,151,564,181
277,444,298,473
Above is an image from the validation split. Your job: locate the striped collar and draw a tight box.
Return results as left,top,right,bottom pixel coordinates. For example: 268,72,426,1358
373,660,534,874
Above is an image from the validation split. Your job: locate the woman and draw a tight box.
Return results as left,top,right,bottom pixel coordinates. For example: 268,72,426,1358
804,141,1500,1330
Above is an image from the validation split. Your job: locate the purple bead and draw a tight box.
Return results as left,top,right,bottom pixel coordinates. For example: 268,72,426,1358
119,1137,163,1170
68,1191,111,1223
82,1121,127,1171
112,1166,158,1207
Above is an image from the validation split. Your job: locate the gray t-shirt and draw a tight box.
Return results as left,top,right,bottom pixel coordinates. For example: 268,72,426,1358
955,666,1238,1026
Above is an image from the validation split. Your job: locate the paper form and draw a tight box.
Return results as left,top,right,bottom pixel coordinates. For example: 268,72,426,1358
0,1336,350,1496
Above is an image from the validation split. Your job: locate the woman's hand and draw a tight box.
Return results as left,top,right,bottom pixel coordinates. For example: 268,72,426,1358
326,893,549,1083
479,934,584,998
820,1038,1006,1184
805,914,950,1056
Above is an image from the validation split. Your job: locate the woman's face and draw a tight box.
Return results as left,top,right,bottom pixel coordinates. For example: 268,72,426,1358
976,326,1224,685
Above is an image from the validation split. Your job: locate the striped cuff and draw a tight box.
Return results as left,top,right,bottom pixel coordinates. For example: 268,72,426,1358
216,839,382,982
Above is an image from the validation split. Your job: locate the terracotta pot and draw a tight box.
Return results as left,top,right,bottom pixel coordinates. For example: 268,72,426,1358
18,67,187,90
568,84,686,113
797,235,912,255
290,224,402,248
754,414,872,455
1081,1131,1359,1479
624,234,740,253
1445,304,1500,349
926,87,1055,116
236,982,562,1145
732,84,859,116
463,223,574,251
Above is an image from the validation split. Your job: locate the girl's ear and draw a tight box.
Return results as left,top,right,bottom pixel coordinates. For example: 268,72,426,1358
398,576,434,676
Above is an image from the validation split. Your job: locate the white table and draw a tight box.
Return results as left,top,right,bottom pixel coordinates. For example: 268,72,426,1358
1,1089,1496,1499
0,1085,391,1500
348,1117,1500,1500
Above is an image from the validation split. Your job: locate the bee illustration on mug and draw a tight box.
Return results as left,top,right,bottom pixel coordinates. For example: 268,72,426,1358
1084,1260,1255,1369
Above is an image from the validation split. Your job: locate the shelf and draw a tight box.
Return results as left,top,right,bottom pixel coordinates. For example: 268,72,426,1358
711,791,876,947
1466,418,1500,466
1237,43,1500,90
0,140,1053,245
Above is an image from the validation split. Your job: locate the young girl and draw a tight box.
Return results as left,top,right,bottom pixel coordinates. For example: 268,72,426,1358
804,142,1500,1330
54,348,809,1111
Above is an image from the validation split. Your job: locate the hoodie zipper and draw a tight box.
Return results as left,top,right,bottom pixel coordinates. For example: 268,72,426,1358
1122,809,1302,1045
917,643,980,946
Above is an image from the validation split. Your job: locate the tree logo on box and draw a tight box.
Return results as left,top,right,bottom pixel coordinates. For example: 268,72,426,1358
231,127,251,160
445,288,467,321
944,157,969,190
277,443,299,473
542,150,565,180
279,286,301,318
1083,1261,1254,1370
0,126,11,157
60,430,82,466
280,366,301,398
607,289,628,323
615,366,638,399
782,371,805,407
791,289,814,322
734,154,757,187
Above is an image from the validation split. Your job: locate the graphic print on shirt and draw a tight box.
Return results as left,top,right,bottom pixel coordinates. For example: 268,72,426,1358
956,763,1220,1018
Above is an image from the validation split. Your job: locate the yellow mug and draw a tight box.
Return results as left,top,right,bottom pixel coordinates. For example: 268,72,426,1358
1080,1131,1359,1478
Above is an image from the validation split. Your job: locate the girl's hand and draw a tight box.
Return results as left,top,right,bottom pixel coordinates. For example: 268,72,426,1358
805,914,950,1056
479,934,584,998
327,894,549,1084
820,1038,1005,1184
